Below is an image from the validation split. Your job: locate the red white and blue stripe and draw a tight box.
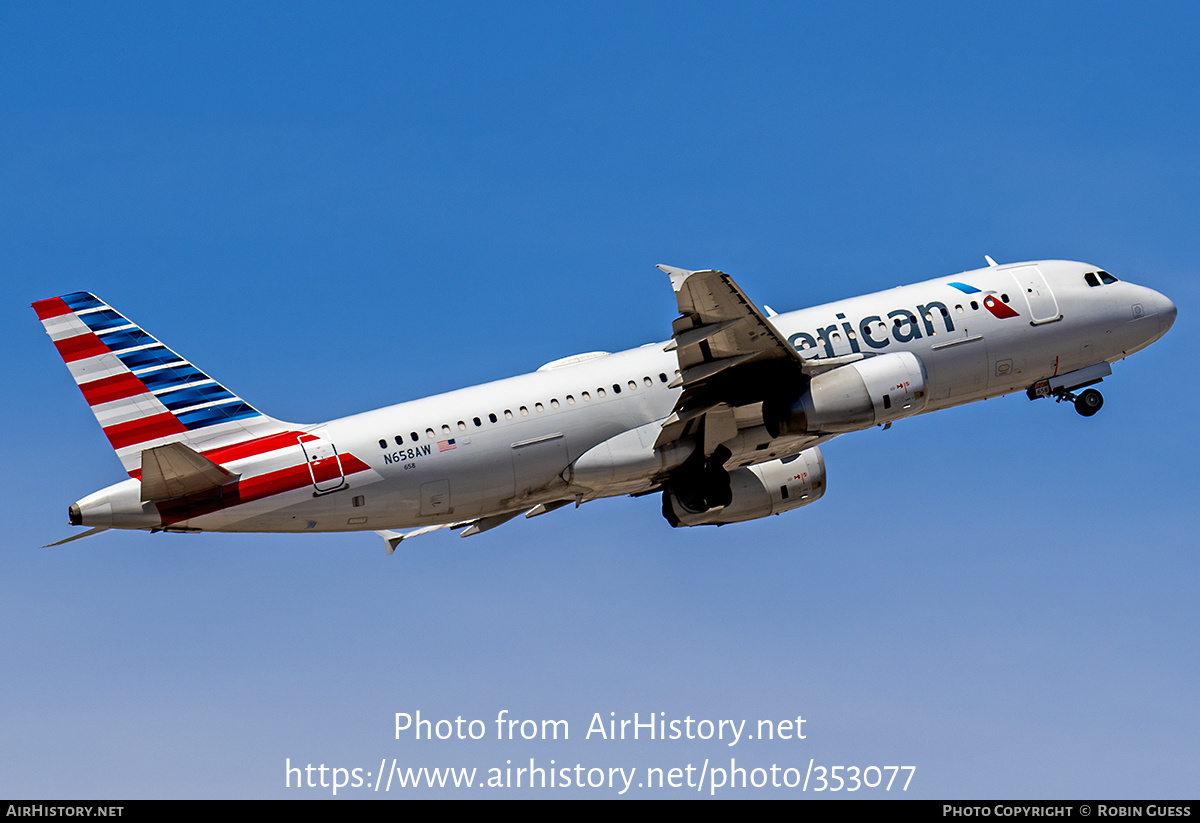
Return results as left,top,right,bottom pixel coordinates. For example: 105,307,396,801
33,292,289,475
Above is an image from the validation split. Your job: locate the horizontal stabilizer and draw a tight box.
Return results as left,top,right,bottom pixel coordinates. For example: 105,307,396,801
43,526,110,547
140,442,240,502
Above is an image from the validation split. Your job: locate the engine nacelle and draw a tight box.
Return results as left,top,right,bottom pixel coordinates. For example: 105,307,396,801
662,448,826,527
774,351,928,435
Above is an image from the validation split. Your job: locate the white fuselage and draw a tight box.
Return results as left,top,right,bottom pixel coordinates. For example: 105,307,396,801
73,260,1175,534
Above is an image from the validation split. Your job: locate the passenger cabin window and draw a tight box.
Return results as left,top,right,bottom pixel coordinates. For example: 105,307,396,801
489,413,497,423
379,439,387,449
426,428,435,439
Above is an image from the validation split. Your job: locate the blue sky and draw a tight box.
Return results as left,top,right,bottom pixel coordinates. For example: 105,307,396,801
2,2,1197,798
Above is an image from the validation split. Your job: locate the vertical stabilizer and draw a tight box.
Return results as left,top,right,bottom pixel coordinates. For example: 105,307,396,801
32,292,294,476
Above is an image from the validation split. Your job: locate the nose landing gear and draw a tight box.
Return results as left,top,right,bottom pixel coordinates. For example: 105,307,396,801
1027,381,1104,416
1073,388,1104,417
1026,363,1112,418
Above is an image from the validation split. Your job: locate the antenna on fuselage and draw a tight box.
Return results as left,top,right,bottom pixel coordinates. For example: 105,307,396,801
984,255,999,267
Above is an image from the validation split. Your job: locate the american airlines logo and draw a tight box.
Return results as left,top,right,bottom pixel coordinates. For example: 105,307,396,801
788,284,1019,358
948,281,1020,319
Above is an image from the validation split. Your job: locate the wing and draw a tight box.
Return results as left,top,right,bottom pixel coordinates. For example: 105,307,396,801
655,265,869,455
374,500,577,553
654,265,807,452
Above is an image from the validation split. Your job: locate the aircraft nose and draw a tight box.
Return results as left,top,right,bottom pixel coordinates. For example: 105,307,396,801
1158,293,1177,336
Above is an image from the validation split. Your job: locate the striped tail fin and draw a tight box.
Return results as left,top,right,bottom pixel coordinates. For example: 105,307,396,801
32,292,295,476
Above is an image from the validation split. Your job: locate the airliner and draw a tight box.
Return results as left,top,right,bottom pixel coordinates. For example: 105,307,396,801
34,258,1175,550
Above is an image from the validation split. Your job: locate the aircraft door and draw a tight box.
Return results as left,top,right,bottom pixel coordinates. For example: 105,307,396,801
299,432,346,493
1010,266,1062,325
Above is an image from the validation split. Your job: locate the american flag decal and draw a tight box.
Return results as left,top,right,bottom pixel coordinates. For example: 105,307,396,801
438,439,457,452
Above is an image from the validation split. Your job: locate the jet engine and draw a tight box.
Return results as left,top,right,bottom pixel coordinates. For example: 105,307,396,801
768,351,928,436
662,447,826,527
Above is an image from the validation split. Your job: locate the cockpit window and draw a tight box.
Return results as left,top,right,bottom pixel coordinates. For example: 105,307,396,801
1098,270,1118,285
1084,272,1100,288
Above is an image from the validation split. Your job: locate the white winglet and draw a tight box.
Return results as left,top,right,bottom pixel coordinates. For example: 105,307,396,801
656,264,694,293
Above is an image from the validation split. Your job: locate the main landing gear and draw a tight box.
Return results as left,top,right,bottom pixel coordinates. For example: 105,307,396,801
1027,381,1104,417
664,445,733,518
